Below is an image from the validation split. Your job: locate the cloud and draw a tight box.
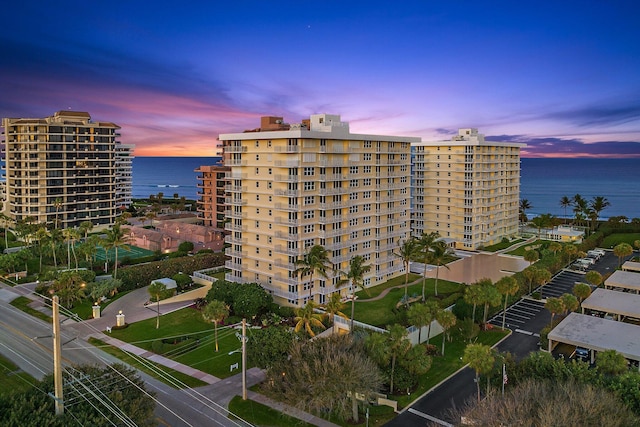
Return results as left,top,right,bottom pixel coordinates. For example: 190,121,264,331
539,100,640,128
487,134,640,158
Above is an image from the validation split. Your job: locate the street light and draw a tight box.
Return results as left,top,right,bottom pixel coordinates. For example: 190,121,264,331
232,319,247,400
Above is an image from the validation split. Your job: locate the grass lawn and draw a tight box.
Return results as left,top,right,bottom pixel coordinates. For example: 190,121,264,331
601,233,640,249
358,274,422,299
88,338,207,388
0,353,38,396
108,307,247,378
506,239,547,256
482,239,526,252
228,396,316,427
394,329,509,408
354,279,462,327
10,296,51,323
70,291,131,320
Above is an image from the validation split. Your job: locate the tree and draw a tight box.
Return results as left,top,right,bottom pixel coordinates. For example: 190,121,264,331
62,227,80,271
436,310,457,356
464,282,484,324
559,195,572,223
597,349,628,376
532,267,551,292
519,199,532,223
562,244,577,263
585,270,603,288
545,297,565,324
295,245,332,300
613,243,633,268
294,301,325,337
51,271,87,308
324,292,347,326
0,213,12,250
430,240,450,297
521,267,536,294
524,249,539,265
548,241,562,255
496,276,519,330
530,214,555,238
342,255,371,332
635,239,640,257
148,280,167,329
407,302,430,344
589,196,610,231
393,238,418,305
415,231,440,301
463,343,495,402
247,326,294,369
573,282,592,304
79,220,94,239
385,324,412,394
478,280,502,324
202,300,229,352
231,283,273,318
267,334,382,423
103,224,130,279
561,293,578,314
53,197,63,229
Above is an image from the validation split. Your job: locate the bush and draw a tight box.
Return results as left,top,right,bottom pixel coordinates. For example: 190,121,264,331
439,292,462,309
151,340,165,354
178,241,194,253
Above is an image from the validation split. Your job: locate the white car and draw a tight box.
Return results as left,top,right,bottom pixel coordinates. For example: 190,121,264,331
579,257,596,265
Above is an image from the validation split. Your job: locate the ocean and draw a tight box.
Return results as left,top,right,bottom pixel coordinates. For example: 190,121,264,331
132,157,639,220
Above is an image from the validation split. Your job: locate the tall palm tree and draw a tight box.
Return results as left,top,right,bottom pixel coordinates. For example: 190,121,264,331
613,243,633,268
589,196,610,231
463,343,495,402
519,199,532,223
496,276,519,330
464,282,484,324
545,297,565,325
430,240,450,297
48,227,63,269
415,231,440,301
387,324,411,394
407,303,430,343
342,255,371,332
573,194,588,227
559,196,572,224
323,292,347,326
0,213,12,250
436,310,457,356
294,245,332,301
393,238,418,305
294,301,326,337
53,197,63,229
202,300,229,352
62,227,80,271
79,220,94,239
148,281,167,329
103,224,130,279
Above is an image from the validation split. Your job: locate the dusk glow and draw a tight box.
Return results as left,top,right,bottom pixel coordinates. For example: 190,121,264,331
2,1,639,157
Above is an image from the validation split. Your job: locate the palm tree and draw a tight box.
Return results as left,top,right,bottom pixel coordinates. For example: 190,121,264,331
573,194,588,227
430,240,450,297
294,301,326,338
464,282,484,324
415,231,440,301
519,199,532,223
202,300,229,352
559,196,572,224
436,310,457,356
387,324,411,394
342,255,371,332
79,220,94,239
53,197,63,229
496,276,519,330
0,213,12,251
294,245,332,301
463,343,495,402
48,227,63,269
323,292,347,327
584,270,603,288
589,196,610,231
148,281,167,329
561,293,579,315
478,281,502,324
613,243,633,267
407,303,430,344
573,282,592,305
545,297,565,324
524,249,539,265
103,224,130,279
530,214,555,238
145,211,157,228
62,227,80,271
393,238,418,305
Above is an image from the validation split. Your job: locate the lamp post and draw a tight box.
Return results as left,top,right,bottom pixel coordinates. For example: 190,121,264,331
231,319,248,400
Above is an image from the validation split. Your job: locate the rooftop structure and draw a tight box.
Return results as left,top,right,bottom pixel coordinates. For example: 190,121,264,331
604,270,640,294
219,114,420,306
622,260,640,273
1,111,133,229
411,128,524,250
581,288,640,321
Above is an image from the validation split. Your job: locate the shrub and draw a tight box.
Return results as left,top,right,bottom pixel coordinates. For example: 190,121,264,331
151,340,165,354
178,241,194,253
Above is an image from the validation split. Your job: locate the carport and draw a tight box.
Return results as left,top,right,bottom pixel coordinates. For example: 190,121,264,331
604,270,640,294
622,260,640,273
581,288,640,321
548,313,640,370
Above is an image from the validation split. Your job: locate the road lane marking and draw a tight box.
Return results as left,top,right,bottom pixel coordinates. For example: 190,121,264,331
408,408,453,427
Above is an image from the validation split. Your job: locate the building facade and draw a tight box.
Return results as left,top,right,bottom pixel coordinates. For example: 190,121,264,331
411,128,523,250
219,114,420,306
1,111,133,229
195,162,229,228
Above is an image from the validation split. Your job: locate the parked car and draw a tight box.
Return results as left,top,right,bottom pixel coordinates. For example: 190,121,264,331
579,257,596,265
587,250,602,259
592,249,606,257
574,347,589,361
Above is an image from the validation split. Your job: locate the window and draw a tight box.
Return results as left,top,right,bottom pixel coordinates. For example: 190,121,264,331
303,210,314,219
363,204,371,211
364,140,372,148
363,178,371,186
268,209,272,216
303,167,314,176
350,166,358,174
268,168,272,175
363,153,372,161
351,231,358,239
267,182,272,189
303,224,314,233
363,229,371,237
304,181,315,191
256,194,260,201
349,192,358,200
268,140,272,147
256,154,259,161
363,191,371,199
363,216,371,224
304,196,314,205
349,205,358,214
363,165,371,173
350,179,358,187
255,168,259,175
256,247,260,254
256,181,260,188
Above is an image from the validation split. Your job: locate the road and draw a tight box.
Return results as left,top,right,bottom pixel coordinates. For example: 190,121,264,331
0,299,252,426
385,249,629,426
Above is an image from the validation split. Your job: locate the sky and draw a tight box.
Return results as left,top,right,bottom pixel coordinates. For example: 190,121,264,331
1,1,639,158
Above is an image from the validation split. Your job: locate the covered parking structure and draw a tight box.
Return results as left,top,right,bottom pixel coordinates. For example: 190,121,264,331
581,288,640,322
622,260,640,273
548,313,640,369
604,270,640,294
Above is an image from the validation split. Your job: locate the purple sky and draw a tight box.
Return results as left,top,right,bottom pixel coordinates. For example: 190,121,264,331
1,1,639,157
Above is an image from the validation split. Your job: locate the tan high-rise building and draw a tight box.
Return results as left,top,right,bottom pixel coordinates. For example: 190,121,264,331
411,128,524,250
220,114,420,306
1,111,133,229
195,162,229,228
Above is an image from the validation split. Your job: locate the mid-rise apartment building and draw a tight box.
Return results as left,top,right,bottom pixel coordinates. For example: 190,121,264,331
411,128,523,250
219,114,420,306
1,110,133,229
195,162,229,228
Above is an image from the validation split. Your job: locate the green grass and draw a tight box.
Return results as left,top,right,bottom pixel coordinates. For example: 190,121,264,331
394,329,509,408
358,274,422,299
88,337,207,388
228,396,316,427
0,353,38,396
9,296,51,323
69,291,131,320
506,239,547,256
601,233,640,249
108,307,246,378
482,239,526,252
354,279,462,327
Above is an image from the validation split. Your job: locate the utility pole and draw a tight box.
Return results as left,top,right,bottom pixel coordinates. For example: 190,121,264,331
241,318,247,400
52,295,64,416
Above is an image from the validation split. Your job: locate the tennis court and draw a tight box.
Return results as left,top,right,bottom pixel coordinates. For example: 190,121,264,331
94,245,155,262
